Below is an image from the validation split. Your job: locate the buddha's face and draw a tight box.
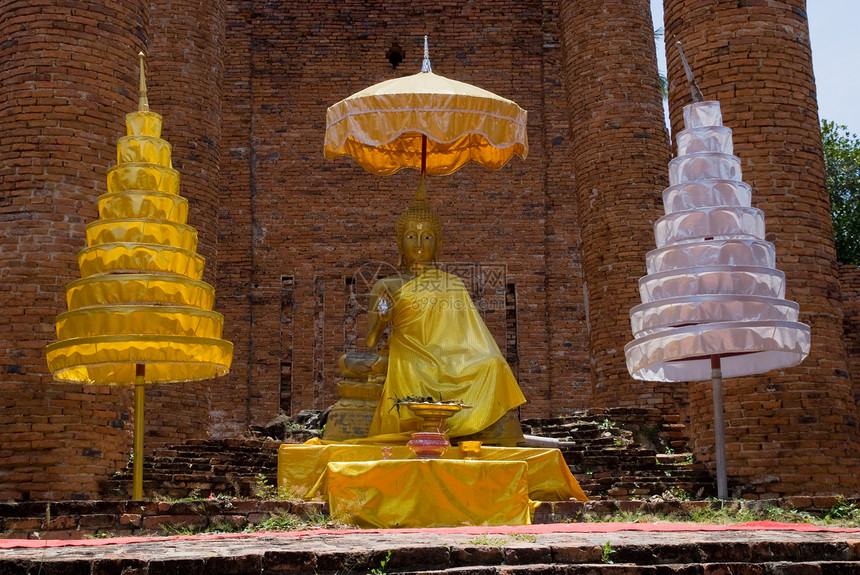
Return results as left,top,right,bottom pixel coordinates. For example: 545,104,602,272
401,222,437,265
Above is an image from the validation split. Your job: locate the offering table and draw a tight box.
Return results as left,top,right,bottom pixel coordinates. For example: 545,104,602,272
278,441,588,528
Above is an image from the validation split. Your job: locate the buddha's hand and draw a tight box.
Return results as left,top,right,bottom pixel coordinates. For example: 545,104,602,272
376,292,394,321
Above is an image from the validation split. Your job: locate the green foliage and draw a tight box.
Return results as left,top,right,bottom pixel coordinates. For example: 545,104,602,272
207,492,234,502
597,418,616,431
577,499,860,528
821,119,860,263
86,530,117,539
156,509,342,537
463,533,536,546
654,27,668,100
251,473,277,499
253,509,340,532
159,520,245,536
823,497,860,526
154,488,202,503
601,540,615,564
584,509,660,524
160,523,205,536
370,550,392,575
305,509,334,525
255,511,304,532
667,487,691,501
684,502,823,526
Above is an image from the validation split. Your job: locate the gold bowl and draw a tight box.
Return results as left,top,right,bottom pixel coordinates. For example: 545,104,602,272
404,402,465,433
458,440,483,459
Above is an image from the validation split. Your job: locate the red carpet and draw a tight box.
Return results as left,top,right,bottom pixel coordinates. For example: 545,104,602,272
2,521,859,549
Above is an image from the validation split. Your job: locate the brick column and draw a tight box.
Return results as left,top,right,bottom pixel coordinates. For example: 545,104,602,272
0,0,148,499
665,0,860,496
559,0,681,410
148,0,224,281
144,0,228,440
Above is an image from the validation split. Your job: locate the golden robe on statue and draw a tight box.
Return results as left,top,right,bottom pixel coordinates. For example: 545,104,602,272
368,267,526,438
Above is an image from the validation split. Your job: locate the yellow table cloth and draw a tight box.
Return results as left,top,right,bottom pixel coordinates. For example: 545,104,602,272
326,459,531,528
277,442,588,503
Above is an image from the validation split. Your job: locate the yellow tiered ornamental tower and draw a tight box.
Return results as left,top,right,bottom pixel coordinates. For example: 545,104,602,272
46,53,232,498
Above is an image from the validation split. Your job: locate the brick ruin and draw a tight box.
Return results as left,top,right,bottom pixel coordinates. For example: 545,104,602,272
1,0,857,500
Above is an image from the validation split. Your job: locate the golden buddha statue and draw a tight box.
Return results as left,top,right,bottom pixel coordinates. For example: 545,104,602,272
365,198,526,442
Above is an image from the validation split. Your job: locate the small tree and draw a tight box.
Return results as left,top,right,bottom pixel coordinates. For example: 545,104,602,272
821,119,860,264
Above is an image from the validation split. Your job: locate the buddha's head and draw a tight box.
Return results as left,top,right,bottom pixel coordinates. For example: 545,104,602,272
396,199,442,267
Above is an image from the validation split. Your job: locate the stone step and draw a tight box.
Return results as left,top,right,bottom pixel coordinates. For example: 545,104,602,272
399,563,860,574
2,530,859,574
100,409,714,501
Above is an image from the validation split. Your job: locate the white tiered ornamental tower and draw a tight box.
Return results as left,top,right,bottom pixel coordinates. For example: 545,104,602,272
625,100,810,382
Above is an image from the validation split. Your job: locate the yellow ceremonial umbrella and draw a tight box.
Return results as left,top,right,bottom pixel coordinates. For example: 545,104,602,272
324,37,528,183
46,53,232,500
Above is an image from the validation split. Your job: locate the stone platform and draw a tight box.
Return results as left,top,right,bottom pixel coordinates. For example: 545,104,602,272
99,409,716,502
2,522,860,574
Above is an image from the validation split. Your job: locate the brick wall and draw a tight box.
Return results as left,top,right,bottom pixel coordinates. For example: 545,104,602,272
212,0,597,431
2,0,859,501
541,0,592,412
0,0,228,500
559,0,689,413
840,265,860,406
213,0,255,437
0,0,148,500
665,0,860,497
139,0,227,447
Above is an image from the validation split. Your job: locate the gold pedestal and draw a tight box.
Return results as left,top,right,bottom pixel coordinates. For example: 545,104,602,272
404,402,463,459
322,353,386,441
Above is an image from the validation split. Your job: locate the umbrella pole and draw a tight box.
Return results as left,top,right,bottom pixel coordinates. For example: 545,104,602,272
417,134,428,201
711,355,728,499
133,363,145,500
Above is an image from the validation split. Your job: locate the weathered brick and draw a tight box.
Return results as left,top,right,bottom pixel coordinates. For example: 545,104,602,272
665,0,860,498
1,0,858,502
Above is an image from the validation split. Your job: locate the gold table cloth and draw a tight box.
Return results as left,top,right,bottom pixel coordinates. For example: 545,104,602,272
278,442,587,505
325,459,530,528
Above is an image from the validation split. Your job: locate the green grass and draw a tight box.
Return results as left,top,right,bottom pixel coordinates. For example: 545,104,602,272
466,534,509,546
156,509,349,536
465,533,539,546
254,511,305,532
142,496,860,536
578,498,860,528
509,533,538,543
